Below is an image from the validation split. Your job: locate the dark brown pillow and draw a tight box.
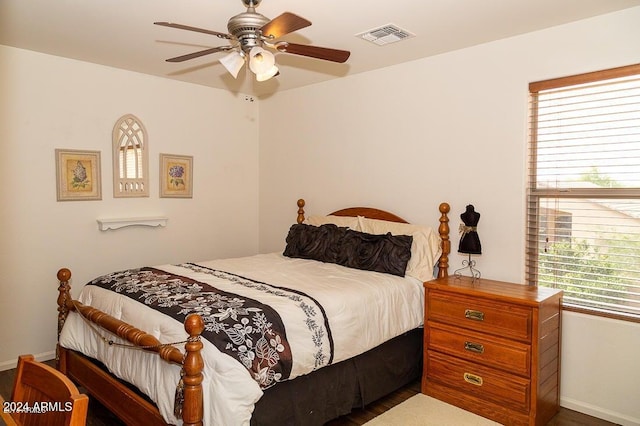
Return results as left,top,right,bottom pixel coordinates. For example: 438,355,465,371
283,223,347,263
337,230,413,276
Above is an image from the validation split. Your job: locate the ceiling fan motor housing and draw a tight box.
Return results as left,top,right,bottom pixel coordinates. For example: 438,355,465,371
227,9,270,52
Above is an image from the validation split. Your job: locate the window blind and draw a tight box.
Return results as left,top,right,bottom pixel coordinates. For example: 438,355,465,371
527,64,640,321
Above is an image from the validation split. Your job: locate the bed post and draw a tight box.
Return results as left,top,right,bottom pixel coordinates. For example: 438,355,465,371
437,203,451,278
56,268,73,367
297,199,306,223
182,314,205,426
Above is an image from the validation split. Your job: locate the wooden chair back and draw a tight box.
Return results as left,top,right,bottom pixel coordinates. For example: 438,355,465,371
9,354,89,426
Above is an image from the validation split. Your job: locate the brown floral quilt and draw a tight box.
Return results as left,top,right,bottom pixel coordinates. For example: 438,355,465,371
87,263,334,389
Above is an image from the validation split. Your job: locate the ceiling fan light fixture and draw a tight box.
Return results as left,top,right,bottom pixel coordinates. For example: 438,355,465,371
219,50,246,78
255,65,278,82
248,46,276,74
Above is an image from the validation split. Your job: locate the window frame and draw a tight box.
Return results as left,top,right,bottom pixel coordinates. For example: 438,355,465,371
527,63,640,323
112,114,149,198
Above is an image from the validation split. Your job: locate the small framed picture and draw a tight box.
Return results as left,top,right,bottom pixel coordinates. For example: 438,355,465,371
55,149,102,201
160,153,193,198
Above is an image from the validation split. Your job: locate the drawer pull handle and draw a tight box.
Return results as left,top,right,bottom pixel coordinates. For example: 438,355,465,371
463,372,483,386
464,341,485,354
464,309,485,321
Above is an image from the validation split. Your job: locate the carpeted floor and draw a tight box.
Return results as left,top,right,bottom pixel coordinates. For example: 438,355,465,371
363,394,500,426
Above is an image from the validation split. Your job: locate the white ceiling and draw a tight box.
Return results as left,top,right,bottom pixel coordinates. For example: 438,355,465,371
2,0,639,98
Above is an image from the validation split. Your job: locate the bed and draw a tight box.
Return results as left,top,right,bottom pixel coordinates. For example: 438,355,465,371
55,199,451,426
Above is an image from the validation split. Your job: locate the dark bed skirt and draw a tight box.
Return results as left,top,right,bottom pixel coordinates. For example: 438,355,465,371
250,327,423,426
60,327,422,425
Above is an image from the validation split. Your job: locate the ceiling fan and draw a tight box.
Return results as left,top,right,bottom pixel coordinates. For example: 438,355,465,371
154,0,351,82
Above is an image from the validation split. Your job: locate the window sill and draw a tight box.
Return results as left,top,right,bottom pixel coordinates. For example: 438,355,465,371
562,304,640,324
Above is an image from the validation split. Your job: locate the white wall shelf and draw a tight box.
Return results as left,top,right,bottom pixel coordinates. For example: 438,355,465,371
97,216,168,231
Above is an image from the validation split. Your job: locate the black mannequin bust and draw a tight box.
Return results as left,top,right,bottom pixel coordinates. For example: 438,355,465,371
458,204,481,255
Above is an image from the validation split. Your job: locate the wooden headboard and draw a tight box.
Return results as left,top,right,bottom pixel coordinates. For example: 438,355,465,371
295,199,450,278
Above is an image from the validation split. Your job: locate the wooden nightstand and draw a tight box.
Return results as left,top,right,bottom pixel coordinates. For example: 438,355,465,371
422,276,563,426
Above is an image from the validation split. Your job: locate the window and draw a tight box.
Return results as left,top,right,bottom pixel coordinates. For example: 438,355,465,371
112,114,149,197
527,64,640,322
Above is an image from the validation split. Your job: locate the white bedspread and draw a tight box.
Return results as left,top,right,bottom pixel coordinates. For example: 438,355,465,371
59,253,425,425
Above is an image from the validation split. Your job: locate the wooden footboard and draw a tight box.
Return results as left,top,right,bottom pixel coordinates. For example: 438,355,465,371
56,268,204,426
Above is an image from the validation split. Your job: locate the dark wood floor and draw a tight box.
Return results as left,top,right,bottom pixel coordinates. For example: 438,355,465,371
0,360,618,425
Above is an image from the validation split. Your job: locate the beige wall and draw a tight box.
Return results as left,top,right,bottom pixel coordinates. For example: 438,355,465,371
258,7,640,425
0,46,260,367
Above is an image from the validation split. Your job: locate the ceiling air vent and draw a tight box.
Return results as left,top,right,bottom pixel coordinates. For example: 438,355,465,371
356,24,415,46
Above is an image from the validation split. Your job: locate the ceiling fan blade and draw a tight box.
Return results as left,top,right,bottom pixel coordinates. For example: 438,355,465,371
154,22,231,40
165,46,233,63
260,12,311,39
276,42,350,63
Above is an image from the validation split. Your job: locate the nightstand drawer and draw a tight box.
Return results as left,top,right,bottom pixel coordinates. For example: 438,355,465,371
427,322,531,376
427,290,532,342
426,350,531,413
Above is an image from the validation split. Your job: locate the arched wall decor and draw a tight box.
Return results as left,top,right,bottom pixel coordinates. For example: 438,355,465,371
112,114,149,197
